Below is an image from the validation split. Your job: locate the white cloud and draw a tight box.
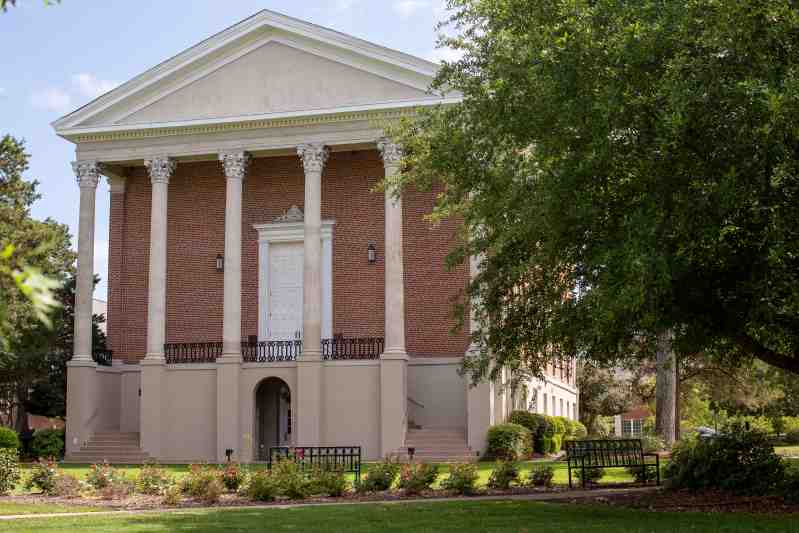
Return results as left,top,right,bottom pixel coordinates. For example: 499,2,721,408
393,0,429,19
30,87,72,113
72,73,118,99
333,0,359,10
428,45,464,64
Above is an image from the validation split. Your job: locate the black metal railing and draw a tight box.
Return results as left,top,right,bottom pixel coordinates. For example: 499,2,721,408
322,337,384,360
242,340,302,363
164,342,222,364
268,446,362,482
92,349,113,367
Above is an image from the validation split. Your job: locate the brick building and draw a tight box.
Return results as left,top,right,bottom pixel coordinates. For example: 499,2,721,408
54,10,578,463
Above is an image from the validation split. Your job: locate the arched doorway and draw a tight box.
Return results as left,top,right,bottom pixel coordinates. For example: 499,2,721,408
254,377,292,461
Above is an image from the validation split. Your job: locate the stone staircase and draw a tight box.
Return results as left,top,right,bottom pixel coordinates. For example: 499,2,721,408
397,427,476,463
64,431,152,464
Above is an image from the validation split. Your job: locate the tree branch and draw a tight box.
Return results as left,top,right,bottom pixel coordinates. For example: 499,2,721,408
738,334,799,374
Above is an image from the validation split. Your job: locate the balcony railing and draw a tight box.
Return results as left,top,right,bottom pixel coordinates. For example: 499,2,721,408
164,337,385,364
242,340,302,363
92,349,113,367
322,337,383,360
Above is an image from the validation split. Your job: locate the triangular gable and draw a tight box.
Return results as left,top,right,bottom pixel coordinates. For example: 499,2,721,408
53,9,447,134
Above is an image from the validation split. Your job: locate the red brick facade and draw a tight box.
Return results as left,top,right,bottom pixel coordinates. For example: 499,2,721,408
107,150,469,363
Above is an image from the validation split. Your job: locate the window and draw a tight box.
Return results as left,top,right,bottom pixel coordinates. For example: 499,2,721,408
622,419,644,437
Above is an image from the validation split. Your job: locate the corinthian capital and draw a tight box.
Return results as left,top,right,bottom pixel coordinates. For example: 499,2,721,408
297,143,329,173
377,138,403,169
72,161,102,189
219,151,251,180
144,157,176,185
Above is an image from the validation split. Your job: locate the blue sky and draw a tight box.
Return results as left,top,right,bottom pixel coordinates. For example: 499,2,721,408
0,0,455,299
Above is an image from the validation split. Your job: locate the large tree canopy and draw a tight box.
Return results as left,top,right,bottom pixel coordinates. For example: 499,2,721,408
390,0,799,381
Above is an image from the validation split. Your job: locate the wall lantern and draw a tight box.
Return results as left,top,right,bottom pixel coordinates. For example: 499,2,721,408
216,254,224,273
367,242,377,264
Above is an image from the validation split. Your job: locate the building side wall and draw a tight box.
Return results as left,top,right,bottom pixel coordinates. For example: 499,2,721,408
160,369,217,461
108,152,469,363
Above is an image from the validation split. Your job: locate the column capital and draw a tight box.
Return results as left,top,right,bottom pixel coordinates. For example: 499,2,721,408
144,157,176,185
219,151,251,180
72,161,102,189
297,143,329,173
377,138,403,169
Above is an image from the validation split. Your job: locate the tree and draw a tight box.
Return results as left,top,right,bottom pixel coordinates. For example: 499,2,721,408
0,135,75,431
389,0,799,386
577,362,633,436
0,1,60,12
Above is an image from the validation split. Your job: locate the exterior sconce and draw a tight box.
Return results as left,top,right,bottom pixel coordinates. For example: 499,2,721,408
367,242,376,264
216,254,224,273
407,446,415,462
225,448,234,462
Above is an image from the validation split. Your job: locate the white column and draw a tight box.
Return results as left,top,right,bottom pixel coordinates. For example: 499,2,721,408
71,161,101,361
297,144,328,358
220,151,250,359
143,157,175,360
295,143,328,447
377,139,407,357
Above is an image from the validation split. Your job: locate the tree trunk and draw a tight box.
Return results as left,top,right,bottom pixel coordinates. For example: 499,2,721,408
674,354,681,441
655,331,677,446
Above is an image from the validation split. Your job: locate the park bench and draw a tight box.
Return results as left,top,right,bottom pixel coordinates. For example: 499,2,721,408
564,439,660,489
268,446,362,482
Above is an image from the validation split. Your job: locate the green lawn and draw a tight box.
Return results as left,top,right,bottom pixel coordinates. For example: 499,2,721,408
1,500,796,532
0,502,100,516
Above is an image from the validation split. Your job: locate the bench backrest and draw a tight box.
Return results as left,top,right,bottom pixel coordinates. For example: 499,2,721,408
268,446,362,480
564,439,644,468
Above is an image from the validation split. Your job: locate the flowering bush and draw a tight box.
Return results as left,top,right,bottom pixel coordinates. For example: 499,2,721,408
308,464,349,497
181,464,220,498
220,462,245,492
162,482,183,506
52,473,82,498
25,457,59,494
86,462,123,491
487,460,520,489
355,456,400,493
0,448,20,495
397,463,438,494
136,463,173,495
243,469,279,501
442,463,479,495
527,464,555,487
271,459,310,500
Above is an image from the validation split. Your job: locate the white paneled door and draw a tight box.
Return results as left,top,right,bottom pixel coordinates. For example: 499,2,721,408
268,241,304,340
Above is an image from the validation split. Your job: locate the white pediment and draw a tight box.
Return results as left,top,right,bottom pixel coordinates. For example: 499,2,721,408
54,10,451,136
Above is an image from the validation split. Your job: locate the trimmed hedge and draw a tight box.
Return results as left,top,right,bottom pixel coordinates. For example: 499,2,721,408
486,423,532,460
507,410,579,455
29,429,65,459
0,427,20,451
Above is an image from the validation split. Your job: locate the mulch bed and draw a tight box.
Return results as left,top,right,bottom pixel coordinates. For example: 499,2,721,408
565,488,799,515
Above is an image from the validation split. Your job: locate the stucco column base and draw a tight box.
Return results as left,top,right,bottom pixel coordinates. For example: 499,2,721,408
466,378,495,458
380,353,408,458
296,357,322,446
139,359,165,459
216,358,241,462
65,361,98,456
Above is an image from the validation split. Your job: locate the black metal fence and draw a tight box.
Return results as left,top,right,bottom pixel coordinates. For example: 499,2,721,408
242,340,302,363
164,342,223,364
92,349,113,367
268,446,362,482
322,337,384,360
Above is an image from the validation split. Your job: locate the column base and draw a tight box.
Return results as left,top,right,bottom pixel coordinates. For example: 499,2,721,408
380,355,407,457
139,360,165,459
296,357,322,446
65,361,98,456
217,358,241,462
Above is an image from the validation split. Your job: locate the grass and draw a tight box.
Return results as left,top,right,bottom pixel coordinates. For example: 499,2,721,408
0,502,101,516
1,500,796,532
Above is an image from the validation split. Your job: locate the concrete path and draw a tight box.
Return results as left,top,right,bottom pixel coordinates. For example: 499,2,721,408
0,486,657,521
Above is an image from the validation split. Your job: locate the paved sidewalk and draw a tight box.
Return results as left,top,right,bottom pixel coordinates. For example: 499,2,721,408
0,486,657,521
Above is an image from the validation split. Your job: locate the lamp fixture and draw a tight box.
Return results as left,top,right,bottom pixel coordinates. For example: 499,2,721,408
367,242,376,264
216,254,224,273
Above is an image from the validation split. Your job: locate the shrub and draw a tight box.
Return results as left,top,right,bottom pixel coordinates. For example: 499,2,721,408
729,416,773,435
664,423,785,494
52,473,81,498
549,434,562,454
626,465,659,484
0,449,20,495
220,462,245,492
527,464,555,488
308,465,349,497
508,411,547,436
355,456,400,493
29,429,64,460
199,478,224,504
25,457,59,494
442,463,479,495
786,429,799,445
162,482,183,506
780,468,799,504
575,467,605,485
550,417,568,438
486,423,532,460
640,434,666,454
181,464,221,498
271,459,310,499
569,420,588,440
243,469,279,501
86,462,122,491
136,463,173,495
487,460,520,490
782,417,799,435
0,427,20,451
397,463,438,495
540,436,552,455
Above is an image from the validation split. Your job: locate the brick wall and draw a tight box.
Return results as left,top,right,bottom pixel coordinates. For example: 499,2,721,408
107,150,468,363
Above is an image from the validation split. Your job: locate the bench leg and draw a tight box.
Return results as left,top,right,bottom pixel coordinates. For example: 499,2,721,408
568,466,572,489
655,455,660,486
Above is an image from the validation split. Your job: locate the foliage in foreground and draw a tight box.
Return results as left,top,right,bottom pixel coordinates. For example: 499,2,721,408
0,448,20,495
